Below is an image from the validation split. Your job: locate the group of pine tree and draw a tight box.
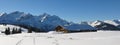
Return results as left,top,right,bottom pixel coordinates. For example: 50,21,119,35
4,27,22,35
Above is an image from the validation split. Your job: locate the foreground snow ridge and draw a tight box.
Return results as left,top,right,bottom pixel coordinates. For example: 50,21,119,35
0,31,120,45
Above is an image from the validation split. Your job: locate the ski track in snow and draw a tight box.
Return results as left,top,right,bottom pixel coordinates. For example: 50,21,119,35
0,31,120,45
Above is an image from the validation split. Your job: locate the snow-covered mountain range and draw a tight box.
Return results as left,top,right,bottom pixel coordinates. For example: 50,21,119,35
104,20,120,28
81,20,120,30
0,11,120,32
0,11,96,32
0,11,69,31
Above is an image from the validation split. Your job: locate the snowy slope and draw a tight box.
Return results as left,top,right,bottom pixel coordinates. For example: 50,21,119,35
104,20,120,28
0,31,120,45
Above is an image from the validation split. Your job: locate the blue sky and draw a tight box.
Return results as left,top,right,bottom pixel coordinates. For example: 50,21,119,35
0,0,120,23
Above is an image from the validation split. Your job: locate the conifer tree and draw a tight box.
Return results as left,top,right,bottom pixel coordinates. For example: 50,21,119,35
5,27,10,35
12,28,16,34
18,28,22,33
28,27,32,33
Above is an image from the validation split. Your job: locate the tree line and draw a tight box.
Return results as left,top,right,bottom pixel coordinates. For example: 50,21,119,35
4,27,33,35
4,27,22,35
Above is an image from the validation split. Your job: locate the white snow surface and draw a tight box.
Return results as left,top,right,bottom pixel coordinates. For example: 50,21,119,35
0,31,120,45
47,31,64,34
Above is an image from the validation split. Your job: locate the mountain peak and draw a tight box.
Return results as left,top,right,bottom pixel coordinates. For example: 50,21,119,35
93,20,103,24
89,20,104,27
42,13,50,16
95,20,103,22
0,12,7,16
9,11,24,15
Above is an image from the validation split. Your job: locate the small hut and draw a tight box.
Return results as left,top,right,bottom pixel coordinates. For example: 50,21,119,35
55,25,68,33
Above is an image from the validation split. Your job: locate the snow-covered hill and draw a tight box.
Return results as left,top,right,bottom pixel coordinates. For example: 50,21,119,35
0,31,120,45
0,24,28,34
